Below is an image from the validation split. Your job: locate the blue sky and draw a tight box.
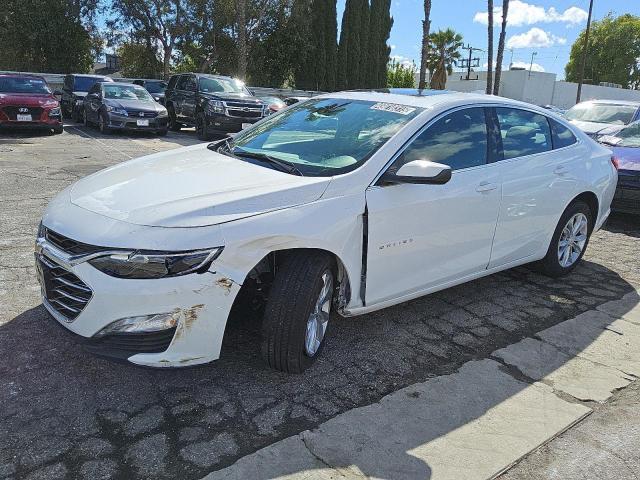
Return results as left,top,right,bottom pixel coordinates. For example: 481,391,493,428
337,0,640,79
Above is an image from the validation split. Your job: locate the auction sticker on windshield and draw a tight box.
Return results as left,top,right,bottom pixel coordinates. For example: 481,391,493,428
370,103,416,115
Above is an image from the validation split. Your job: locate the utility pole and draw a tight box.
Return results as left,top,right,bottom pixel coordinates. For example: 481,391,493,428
459,44,482,80
576,0,594,103
528,51,537,77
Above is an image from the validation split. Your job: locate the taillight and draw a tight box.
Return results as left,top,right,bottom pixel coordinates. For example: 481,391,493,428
611,155,620,170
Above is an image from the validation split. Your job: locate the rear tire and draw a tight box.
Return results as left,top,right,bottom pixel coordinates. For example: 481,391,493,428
52,125,63,135
261,251,335,373
196,113,212,141
98,113,111,135
535,200,592,278
157,128,168,136
83,109,92,127
71,105,82,123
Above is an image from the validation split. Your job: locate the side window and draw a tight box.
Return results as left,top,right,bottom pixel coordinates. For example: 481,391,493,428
549,118,577,149
394,107,488,171
496,107,552,159
184,76,197,91
64,75,72,90
176,75,188,90
167,75,178,90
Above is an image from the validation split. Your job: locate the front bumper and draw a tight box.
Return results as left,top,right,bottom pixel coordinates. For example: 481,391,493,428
35,232,240,367
612,170,640,215
0,110,61,128
106,112,168,131
205,112,262,133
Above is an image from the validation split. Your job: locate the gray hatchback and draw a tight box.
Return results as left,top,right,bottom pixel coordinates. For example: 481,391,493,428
83,82,169,135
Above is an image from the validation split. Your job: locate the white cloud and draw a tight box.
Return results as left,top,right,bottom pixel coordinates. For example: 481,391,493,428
506,27,566,49
474,0,587,27
390,55,416,69
510,60,545,72
390,44,396,50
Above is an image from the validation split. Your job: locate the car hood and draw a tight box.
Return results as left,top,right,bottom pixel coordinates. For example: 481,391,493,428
69,143,331,227
201,92,263,104
0,93,57,107
610,145,640,172
105,99,164,112
569,120,624,136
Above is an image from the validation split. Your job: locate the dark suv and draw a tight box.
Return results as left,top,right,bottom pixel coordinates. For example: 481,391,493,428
61,74,113,122
165,73,266,140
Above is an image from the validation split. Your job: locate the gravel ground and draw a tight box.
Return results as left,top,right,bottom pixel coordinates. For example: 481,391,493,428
1,124,639,480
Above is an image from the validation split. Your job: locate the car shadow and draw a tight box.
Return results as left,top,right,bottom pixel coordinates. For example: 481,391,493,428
61,122,202,148
0,251,637,479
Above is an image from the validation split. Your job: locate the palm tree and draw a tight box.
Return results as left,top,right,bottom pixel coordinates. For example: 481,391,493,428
493,0,509,95
428,29,464,90
486,0,494,94
418,0,432,90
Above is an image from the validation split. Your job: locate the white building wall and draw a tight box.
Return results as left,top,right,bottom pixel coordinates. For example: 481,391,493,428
445,69,640,108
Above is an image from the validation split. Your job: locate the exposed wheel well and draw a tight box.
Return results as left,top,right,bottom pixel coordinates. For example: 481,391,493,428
571,191,599,230
227,248,352,326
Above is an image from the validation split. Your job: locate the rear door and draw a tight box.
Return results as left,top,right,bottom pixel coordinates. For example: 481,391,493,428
181,75,198,121
488,107,580,268
173,75,187,119
365,107,503,305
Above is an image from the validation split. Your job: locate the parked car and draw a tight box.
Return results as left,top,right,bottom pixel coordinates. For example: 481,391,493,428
598,122,640,215
36,91,616,372
257,95,287,113
83,82,169,135
565,99,640,139
164,73,266,140
0,74,63,134
283,96,310,106
60,74,113,122
132,79,167,105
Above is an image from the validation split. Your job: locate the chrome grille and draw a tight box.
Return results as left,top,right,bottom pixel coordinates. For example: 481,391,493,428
37,255,92,321
224,100,263,119
125,110,158,118
45,228,105,255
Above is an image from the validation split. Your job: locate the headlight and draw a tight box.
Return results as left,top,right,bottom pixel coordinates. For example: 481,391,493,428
89,247,223,279
106,105,128,116
205,100,225,114
49,107,61,117
157,108,168,117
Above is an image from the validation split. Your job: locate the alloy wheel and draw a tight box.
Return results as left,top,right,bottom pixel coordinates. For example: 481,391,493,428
304,271,333,356
557,212,588,268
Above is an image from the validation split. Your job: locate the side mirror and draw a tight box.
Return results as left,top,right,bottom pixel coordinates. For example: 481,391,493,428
381,160,452,185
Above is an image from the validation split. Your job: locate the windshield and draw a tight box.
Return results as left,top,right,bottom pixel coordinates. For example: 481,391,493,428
606,123,640,148
565,103,637,125
103,84,154,102
199,77,248,94
144,81,167,94
0,77,50,94
73,76,106,92
228,98,423,176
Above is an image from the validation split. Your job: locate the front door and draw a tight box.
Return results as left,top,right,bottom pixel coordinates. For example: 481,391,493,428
365,107,502,305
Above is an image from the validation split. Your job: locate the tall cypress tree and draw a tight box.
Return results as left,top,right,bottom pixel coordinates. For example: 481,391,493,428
338,0,371,89
292,0,314,90
369,0,393,87
322,0,338,91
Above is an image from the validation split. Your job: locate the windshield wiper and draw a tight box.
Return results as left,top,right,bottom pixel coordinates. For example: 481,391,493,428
232,148,304,176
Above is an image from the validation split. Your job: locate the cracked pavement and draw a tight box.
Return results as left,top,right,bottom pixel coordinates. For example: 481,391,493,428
1,124,639,479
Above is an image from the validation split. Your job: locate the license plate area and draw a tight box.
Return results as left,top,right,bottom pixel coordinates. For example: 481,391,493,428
137,119,149,126
241,122,252,129
17,114,32,121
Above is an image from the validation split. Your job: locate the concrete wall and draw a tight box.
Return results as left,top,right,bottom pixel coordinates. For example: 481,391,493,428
445,69,640,109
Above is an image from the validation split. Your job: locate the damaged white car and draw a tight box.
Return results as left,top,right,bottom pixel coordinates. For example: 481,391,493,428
36,91,617,372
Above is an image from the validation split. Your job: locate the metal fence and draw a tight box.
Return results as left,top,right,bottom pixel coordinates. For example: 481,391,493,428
0,70,323,99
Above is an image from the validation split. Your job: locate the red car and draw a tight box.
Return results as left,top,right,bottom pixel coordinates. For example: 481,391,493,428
0,74,63,134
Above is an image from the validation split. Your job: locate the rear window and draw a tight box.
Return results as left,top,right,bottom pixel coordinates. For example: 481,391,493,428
549,119,577,149
73,76,105,92
0,77,50,94
496,108,552,159
565,103,637,125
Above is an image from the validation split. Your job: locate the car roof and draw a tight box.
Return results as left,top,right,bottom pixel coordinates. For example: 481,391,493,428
578,99,640,107
70,74,110,79
0,73,46,80
106,82,144,87
315,89,549,112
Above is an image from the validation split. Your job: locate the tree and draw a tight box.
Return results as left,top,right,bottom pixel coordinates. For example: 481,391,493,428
117,41,163,78
493,0,509,95
427,28,463,90
418,0,432,90
387,59,416,88
108,0,189,79
337,0,369,89
566,14,640,89
486,0,494,94
0,0,94,73
369,0,393,88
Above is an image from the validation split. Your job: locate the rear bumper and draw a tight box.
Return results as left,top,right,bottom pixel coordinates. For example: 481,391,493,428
612,171,640,215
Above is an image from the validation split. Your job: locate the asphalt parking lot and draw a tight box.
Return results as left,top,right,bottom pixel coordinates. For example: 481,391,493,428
1,124,639,480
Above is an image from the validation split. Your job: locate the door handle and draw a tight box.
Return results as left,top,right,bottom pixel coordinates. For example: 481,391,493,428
476,181,497,193
554,165,569,175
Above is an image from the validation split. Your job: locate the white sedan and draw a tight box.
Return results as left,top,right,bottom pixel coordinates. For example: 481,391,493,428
36,91,617,372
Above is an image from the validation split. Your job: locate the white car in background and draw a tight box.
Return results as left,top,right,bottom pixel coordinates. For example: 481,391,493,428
36,91,617,373
565,99,640,139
